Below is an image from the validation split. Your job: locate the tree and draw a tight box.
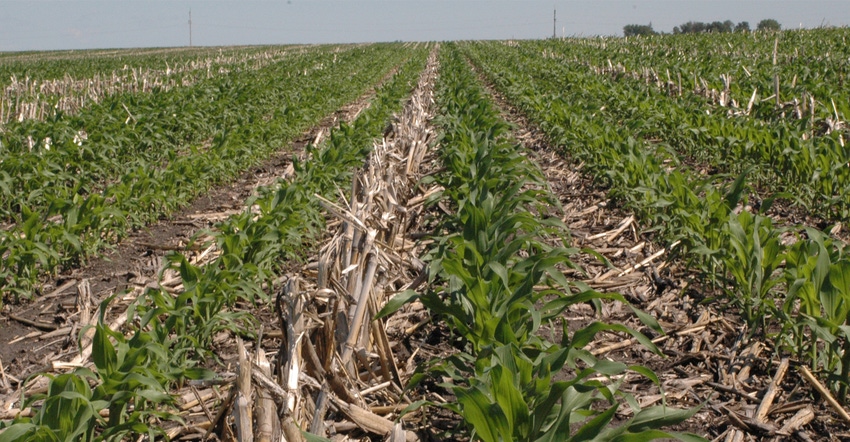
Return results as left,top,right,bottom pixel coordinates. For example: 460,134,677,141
623,23,656,37
705,20,733,33
735,21,750,32
675,21,706,34
757,19,781,31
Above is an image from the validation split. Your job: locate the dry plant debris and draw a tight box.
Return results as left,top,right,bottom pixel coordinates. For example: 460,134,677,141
209,49,438,441
217,48,440,441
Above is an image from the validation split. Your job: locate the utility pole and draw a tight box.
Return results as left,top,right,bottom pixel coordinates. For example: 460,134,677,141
553,8,556,39
188,10,193,47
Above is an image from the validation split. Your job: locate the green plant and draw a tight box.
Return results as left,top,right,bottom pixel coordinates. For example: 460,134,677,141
387,45,702,441
781,230,850,401
1,45,431,441
0,319,178,442
0,43,417,299
723,211,784,331
460,36,850,403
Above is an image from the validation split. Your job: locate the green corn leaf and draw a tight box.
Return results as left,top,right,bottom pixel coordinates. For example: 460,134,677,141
530,380,571,436
627,405,701,433
569,322,659,355
456,386,509,442
629,306,664,335
487,261,510,290
569,403,618,442
376,289,420,320
0,423,41,442
91,325,117,375
723,167,751,210
490,364,528,433
182,367,216,380
628,365,660,386
399,399,432,417
534,381,597,442
301,431,333,442
824,261,850,323
592,359,628,376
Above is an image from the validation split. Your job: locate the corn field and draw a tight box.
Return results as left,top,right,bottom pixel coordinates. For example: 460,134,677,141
1,29,849,441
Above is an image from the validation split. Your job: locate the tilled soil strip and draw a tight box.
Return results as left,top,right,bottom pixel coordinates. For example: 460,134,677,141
0,60,404,409
477,69,850,439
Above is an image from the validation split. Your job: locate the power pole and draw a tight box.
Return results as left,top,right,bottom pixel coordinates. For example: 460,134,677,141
553,8,556,39
189,10,193,47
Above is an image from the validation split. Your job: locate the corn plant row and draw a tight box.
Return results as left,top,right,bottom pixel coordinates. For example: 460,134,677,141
550,33,850,220
539,28,850,125
0,45,430,442
0,45,319,125
0,44,410,300
0,44,389,217
392,43,700,441
471,40,850,222
461,41,850,405
0,45,294,90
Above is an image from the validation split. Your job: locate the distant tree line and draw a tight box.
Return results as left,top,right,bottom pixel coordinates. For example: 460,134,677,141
623,23,657,37
623,18,781,37
675,20,742,34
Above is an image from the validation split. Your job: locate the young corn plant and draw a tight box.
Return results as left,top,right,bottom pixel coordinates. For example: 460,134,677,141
780,230,850,401
722,211,784,332
389,45,702,441
0,372,103,442
0,44,416,301
1,47,431,441
461,38,850,404
0,319,180,442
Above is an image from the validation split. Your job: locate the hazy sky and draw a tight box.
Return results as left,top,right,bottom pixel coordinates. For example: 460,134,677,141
1,1,849,51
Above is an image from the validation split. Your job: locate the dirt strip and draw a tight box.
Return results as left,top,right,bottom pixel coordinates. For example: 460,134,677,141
477,69,850,440
0,62,401,402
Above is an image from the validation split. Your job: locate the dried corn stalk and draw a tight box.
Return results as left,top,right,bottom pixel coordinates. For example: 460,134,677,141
240,47,440,441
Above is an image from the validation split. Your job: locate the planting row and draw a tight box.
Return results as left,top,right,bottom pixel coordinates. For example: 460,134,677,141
388,43,699,441
0,44,431,442
0,45,319,124
462,39,850,404
0,43,410,300
541,28,850,125
0,45,295,88
473,39,850,222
